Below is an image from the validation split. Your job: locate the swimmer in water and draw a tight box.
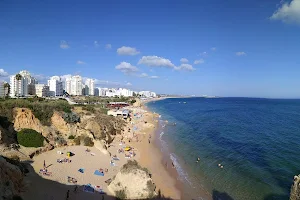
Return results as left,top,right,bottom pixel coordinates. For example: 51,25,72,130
196,157,200,163
218,163,221,167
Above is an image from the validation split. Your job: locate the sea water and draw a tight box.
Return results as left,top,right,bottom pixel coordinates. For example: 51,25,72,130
147,97,300,200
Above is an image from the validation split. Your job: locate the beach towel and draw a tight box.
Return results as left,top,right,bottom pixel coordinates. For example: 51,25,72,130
94,170,104,176
83,184,95,193
78,168,85,173
113,157,120,161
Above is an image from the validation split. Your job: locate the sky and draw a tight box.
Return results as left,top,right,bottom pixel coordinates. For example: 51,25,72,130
0,0,300,98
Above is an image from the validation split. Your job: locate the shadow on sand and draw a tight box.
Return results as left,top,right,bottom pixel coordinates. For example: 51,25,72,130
8,159,174,200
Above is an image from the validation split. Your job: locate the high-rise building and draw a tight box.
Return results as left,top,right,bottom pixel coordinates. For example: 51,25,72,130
0,81,4,97
35,84,49,97
138,91,157,98
65,77,72,95
118,88,133,97
94,88,99,96
10,73,29,97
48,76,63,96
85,79,95,96
70,75,82,95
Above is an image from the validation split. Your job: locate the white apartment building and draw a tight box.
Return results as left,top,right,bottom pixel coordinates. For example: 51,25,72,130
48,76,63,96
10,74,29,97
70,75,83,96
138,91,157,98
35,84,49,97
65,78,72,95
106,88,120,97
118,88,133,97
98,88,109,96
0,81,4,97
85,78,95,96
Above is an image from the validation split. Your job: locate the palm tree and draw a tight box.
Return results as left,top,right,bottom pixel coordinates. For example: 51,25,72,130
15,74,22,97
3,82,10,97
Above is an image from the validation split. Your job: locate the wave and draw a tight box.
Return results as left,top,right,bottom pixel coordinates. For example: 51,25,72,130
170,153,193,187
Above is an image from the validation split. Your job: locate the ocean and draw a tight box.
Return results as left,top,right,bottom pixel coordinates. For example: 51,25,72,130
146,97,300,200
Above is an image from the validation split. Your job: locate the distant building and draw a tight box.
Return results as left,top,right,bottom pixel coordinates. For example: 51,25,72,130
107,109,129,119
94,88,99,96
98,88,109,96
85,78,95,96
138,91,156,98
65,77,72,95
70,75,83,96
35,84,49,97
118,88,133,97
10,74,29,97
48,76,63,96
0,81,4,97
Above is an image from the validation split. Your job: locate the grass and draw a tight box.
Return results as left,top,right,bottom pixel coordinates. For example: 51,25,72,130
0,98,72,126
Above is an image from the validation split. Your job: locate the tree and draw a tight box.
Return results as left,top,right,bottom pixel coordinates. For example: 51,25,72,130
15,74,22,80
3,83,10,97
17,129,44,147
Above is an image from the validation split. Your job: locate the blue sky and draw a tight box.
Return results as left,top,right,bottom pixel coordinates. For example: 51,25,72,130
0,0,300,98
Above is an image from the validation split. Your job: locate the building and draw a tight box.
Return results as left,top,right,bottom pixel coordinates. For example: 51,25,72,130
118,88,133,97
105,88,120,97
107,109,129,119
138,91,157,98
94,88,99,96
48,76,63,96
0,81,4,97
85,78,95,96
98,88,109,96
65,77,72,95
35,84,49,97
69,75,82,96
10,74,29,97
107,102,129,108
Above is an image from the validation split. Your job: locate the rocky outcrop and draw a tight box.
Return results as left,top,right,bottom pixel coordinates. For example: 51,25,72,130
0,125,16,146
51,111,70,135
0,156,25,200
13,108,51,138
290,175,300,200
108,160,156,199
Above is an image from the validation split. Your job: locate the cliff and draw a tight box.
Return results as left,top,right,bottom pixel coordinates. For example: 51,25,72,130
290,175,300,200
108,160,156,199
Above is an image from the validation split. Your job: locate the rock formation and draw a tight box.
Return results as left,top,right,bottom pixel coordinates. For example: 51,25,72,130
290,175,300,200
108,160,156,199
0,156,25,200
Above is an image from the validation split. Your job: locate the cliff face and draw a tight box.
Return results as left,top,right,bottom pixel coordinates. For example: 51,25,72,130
108,160,156,199
0,156,25,200
290,175,300,200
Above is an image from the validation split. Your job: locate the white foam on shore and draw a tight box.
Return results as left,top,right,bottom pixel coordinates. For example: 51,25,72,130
170,153,193,187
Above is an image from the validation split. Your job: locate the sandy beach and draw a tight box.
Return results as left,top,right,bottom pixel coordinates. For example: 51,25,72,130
22,98,181,200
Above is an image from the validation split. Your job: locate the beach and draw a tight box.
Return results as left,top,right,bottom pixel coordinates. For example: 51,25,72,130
22,98,181,200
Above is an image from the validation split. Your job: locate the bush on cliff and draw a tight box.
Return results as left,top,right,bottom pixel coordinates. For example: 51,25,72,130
83,136,94,147
17,129,44,147
62,112,80,123
115,189,127,200
0,98,72,126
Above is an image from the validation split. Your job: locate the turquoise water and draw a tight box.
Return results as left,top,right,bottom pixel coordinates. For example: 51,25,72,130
147,97,300,200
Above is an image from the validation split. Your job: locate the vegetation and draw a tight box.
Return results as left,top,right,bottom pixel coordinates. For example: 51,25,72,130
82,105,95,113
74,136,81,145
0,98,72,126
3,82,10,97
68,135,75,139
62,112,80,123
17,129,44,147
130,99,136,104
83,136,94,147
55,136,67,146
147,180,156,198
15,73,22,80
115,189,127,200
121,160,150,175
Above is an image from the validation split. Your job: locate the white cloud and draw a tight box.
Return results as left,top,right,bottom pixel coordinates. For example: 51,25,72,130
236,52,246,56
174,64,195,71
77,60,86,65
94,79,121,86
60,40,70,49
106,44,112,49
200,51,207,56
0,69,8,77
138,56,175,68
117,46,140,56
150,76,159,79
180,58,189,63
60,74,72,81
140,73,148,78
115,62,139,74
126,82,132,86
211,47,217,51
31,73,49,84
194,59,205,65
270,0,300,24
94,41,99,48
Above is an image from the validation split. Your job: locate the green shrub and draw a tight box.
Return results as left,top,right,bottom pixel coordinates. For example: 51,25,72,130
83,136,94,147
82,105,95,113
17,129,44,147
62,112,80,123
68,135,75,139
115,189,127,200
74,136,81,145
55,137,67,146
130,99,136,104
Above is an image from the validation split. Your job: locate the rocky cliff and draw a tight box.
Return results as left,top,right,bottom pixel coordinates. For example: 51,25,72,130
0,156,25,200
108,160,156,199
290,175,300,200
